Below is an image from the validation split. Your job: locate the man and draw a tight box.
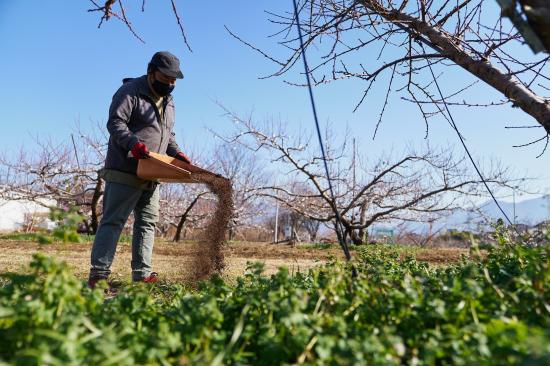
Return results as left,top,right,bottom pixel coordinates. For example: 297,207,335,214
88,51,191,288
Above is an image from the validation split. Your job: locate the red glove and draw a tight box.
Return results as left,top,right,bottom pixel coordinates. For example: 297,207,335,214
131,142,150,159
175,151,191,164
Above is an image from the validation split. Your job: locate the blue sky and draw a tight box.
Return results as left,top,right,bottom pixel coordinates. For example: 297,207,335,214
0,1,548,203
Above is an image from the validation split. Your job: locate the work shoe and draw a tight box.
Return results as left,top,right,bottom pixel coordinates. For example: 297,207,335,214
88,277,120,298
88,276,109,289
134,272,159,283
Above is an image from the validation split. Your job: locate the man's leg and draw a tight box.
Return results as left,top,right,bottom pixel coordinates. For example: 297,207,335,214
131,185,160,281
90,182,142,280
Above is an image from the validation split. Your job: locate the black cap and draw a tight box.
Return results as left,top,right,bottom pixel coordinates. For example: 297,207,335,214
149,51,184,79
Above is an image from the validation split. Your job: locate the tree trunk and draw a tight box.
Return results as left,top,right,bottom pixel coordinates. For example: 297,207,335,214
342,226,349,245
350,227,366,245
173,194,201,242
173,215,186,242
228,225,236,241
90,176,103,235
359,227,366,244
310,231,318,243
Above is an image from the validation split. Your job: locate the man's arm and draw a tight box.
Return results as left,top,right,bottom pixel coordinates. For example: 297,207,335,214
166,132,181,157
106,89,139,150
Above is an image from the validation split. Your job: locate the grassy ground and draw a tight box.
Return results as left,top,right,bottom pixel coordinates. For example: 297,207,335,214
0,238,469,283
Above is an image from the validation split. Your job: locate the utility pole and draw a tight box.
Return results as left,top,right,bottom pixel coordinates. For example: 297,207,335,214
352,138,356,196
274,203,279,243
513,187,516,226
428,221,433,246
352,138,356,228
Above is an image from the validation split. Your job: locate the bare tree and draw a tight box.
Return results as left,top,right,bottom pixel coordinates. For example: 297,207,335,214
0,123,220,239
499,0,550,52
225,1,550,150
209,142,268,240
157,183,209,241
86,1,549,138
87,0,192,51
0,123,107,234
155,141,267,242
279,206,322,243
77,122,108,233
0,123,268,241
219,108,512,244
301,213,322,242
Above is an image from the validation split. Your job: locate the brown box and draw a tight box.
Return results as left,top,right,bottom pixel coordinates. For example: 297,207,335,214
136,152,194,183
137,151,227,184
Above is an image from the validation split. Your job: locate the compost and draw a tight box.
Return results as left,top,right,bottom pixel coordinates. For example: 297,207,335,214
191,173,233,281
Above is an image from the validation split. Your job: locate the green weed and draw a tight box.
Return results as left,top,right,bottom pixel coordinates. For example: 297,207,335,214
0,232,548,365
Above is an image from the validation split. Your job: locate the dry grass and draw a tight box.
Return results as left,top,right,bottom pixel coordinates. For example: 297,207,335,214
0,239,469,283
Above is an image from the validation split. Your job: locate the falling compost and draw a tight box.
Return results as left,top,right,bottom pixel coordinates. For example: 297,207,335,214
190,173,233,281
136,151,234,281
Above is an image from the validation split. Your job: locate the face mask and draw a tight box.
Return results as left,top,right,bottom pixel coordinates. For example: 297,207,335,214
152,78,175,97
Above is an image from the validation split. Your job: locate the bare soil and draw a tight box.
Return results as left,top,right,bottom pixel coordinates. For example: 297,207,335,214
0,240,469,283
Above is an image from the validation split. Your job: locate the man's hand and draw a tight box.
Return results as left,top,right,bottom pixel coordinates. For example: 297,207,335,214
131,142,150,159
175,151,191,164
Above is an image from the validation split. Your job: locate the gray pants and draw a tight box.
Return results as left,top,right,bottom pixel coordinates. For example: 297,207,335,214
90,181,160,281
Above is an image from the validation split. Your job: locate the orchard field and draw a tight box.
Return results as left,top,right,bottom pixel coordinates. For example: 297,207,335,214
0,232,548,365
0,238,467,282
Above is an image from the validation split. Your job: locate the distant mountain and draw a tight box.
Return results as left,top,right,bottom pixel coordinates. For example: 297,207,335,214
403,195,550,234
479,196,550,225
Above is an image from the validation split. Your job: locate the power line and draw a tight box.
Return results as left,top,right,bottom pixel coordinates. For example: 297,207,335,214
389,19,516,229
291,3,516,258
420,45,516,228
291,0,353,264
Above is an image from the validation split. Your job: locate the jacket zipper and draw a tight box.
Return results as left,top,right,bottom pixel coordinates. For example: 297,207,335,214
157,97,165,153
140,93,164,153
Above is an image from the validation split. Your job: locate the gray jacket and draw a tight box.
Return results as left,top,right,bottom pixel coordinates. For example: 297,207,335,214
104,75,181,175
